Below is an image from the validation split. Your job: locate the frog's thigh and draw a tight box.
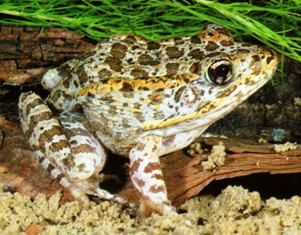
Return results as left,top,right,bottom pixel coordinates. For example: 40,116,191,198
129,135,174,215
19,92,123,203
19,92,106,181
19,92,105,182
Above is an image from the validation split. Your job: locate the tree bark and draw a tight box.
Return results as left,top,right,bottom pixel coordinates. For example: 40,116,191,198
0,26,94,84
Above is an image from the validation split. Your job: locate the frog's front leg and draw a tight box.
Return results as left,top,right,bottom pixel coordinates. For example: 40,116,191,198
129,135,175,216
19,92,123,205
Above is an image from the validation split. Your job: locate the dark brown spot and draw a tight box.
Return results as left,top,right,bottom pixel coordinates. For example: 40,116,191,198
133,177,145,187
252,55,260,62
151,173,163,180
147,42,161,50
188,49,203,60
152,145,158,152
63,157,76,169
237,49,250,54
150,93,163,103
120,82,134,92
57,63,71,78
149,185,165,193
266,56,273,64
72,144,96,154
220,40,234,46
166,63,179,76
153,110,165,120
216,28,232,37
131,45,139,50
110,42,127,59
48,138,69,153
130,68,148,78
136,143,146,151
166,46,184,59
77,69,89,84
124,35,137,43
28,111,54,136
69,140,78,145
62,75,73,88
174,86,186,102
190,36,201,44
46,164,55,173
138,54,160,66
130,159,142,174
56,173,65,182
205,41,218,51
104,56,122,72
173,37,184,44
144,162,160,173
141,86,150,91
24,97,45,118
189,62,202,74
98,69,112,79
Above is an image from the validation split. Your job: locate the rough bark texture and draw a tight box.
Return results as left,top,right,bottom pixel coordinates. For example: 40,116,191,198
0,26,95,84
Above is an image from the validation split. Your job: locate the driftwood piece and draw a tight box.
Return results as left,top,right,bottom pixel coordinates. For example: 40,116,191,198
0,26,94,84
0,116,301,207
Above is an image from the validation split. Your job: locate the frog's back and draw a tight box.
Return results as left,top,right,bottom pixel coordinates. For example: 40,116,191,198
81,34,205,82
43,25,232,111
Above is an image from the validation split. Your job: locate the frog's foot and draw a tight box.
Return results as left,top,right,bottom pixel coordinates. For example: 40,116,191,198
129,135,175,216
18,92,122,205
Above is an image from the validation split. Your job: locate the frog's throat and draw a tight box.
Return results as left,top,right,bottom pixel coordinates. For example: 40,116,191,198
76,74,198,96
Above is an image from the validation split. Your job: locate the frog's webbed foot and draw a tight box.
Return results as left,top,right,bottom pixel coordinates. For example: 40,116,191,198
18,92,123,205
129,135,175,216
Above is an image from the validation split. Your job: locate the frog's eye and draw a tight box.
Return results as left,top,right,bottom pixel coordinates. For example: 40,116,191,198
207,60,232,85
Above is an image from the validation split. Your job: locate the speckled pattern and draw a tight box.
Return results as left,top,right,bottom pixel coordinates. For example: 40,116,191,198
18,25,278,215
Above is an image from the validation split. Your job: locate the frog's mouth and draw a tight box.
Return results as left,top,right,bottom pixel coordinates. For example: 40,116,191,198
142,46,279,134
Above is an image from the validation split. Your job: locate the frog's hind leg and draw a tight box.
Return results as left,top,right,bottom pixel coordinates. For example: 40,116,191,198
19,91,124,205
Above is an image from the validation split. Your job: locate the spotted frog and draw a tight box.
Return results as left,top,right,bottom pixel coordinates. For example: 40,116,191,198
19,25,278,215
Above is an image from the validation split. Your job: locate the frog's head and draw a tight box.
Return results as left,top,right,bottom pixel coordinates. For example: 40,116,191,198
191,25,279,124
142,25,278,131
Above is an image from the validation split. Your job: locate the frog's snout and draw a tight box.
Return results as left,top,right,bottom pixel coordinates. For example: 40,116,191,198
261,46,279,63
246,45,279,76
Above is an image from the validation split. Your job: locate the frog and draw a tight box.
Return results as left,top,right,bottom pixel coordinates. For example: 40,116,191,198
18,24,278,216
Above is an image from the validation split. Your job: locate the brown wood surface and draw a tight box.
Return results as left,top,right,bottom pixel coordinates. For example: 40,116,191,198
0,26,94,84
0,115,300,207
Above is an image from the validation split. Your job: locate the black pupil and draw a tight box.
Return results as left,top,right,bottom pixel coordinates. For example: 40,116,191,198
208,62,231,85
216,64,230,77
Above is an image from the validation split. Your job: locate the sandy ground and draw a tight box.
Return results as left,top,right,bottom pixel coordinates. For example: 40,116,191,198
1,184,301,235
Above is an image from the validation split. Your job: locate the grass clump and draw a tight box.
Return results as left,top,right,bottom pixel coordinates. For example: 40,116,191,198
0,0,300,63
